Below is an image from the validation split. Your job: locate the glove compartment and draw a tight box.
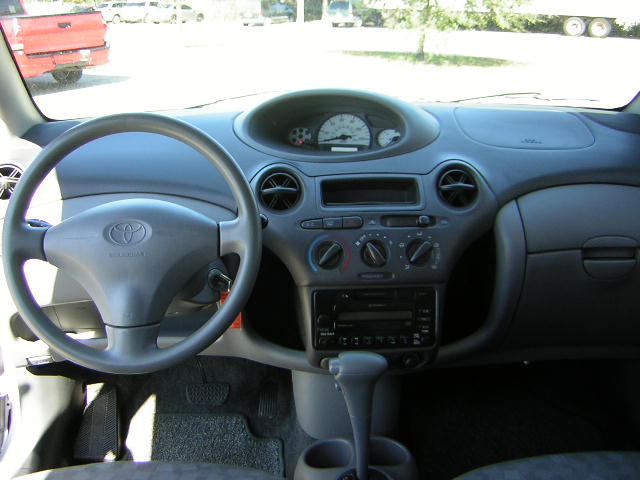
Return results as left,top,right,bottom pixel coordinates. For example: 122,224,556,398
502,184,640,351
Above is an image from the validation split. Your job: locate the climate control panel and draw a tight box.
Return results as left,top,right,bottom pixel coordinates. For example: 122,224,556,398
309,228,441,279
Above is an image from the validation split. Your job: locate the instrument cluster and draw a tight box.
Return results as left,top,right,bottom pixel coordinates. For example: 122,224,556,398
286,112,402,153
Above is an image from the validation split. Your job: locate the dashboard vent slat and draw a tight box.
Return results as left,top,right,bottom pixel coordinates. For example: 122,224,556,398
0,164,23,200
259,172,301,211
437,168,477,208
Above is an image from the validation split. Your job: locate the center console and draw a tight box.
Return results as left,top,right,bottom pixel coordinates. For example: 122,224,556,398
252,165,494,371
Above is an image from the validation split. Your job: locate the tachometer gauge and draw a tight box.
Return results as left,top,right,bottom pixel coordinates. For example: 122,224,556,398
317,114,371,148
289,127,312,146
377,129,401,147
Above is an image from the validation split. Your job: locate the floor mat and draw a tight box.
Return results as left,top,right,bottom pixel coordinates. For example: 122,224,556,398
399,361,640,480
151,413,284,477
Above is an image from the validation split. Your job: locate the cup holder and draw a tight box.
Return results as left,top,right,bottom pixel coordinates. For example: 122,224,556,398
370,437,411,466
303,438,353,469
370,437,418,479
294,437,417,480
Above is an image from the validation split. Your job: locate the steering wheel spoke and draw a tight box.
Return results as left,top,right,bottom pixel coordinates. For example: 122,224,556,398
105,323,160,358
4,221,49,262
219,218,256,256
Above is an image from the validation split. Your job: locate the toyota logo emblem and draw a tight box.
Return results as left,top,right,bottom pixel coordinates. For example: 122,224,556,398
108,222,147,246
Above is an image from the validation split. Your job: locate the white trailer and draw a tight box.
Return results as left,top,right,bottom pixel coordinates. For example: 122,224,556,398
377,0,640,38
516,0,639,38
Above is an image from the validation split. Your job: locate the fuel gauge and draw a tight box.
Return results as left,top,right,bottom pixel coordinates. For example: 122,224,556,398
377,129,401,147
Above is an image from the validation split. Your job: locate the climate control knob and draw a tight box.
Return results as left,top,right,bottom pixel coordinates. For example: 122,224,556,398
361,240,388,268
316,241,343,269
406,239,433,266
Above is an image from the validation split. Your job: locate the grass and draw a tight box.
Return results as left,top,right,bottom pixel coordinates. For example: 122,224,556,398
343,50,515,67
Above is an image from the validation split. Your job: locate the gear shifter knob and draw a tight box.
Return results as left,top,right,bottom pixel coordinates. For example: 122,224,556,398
329,352,388,480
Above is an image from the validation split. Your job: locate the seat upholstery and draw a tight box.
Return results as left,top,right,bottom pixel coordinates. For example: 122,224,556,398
456,451,640,480
15,461,282,480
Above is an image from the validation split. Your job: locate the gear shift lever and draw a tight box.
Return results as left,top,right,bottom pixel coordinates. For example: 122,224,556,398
329,352,388,480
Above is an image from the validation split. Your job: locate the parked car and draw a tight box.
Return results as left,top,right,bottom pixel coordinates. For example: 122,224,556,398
117,0,161,23
327,0,361,27
96,1,125,23
241,2,294,26
148,3,204,23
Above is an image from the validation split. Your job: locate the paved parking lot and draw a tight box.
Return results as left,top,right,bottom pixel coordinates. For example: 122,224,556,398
26,21,640,118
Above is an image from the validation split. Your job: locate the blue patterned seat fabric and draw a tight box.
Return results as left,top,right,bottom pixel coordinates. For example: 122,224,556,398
455,451,640,480
15,461,282,480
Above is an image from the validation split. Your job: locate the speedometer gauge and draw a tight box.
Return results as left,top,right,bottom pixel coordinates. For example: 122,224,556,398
317,114,371,148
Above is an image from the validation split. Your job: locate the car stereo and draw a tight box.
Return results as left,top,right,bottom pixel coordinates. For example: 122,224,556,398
312,287,436,350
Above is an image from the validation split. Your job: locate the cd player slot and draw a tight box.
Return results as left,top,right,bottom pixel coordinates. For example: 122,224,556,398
337,311,413,322
341,302,414,312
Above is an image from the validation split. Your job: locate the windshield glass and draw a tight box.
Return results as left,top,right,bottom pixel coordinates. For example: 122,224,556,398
1,0,638,118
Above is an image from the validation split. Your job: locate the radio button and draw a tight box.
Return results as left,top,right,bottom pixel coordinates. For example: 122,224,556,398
362,336,373,346
351,336,361,346
402,353,421,369
375,336,386,346
387,336,398,346
317,314,332,328
397,289,414,300
338,336,349,346
399,336,410,345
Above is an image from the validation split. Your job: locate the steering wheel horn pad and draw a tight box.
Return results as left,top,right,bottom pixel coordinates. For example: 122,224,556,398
44,198,220,329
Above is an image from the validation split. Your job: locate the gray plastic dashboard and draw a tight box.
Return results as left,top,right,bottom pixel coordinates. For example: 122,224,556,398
13,89,640,370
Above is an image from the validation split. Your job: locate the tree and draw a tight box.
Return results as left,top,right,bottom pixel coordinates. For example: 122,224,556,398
386,0,534,61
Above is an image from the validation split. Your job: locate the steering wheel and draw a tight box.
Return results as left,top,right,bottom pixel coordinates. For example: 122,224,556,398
2,113,262,374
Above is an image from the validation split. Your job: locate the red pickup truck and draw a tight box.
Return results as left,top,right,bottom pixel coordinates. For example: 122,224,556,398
0,0,108,83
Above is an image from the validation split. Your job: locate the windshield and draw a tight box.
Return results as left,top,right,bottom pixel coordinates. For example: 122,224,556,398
1,0,638,118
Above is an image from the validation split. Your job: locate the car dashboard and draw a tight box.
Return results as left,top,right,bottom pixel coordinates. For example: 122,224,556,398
7,88,640,373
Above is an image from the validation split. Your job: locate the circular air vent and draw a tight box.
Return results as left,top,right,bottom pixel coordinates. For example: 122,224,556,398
259,171,301,211
437,168,478,208
0,164,23,200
